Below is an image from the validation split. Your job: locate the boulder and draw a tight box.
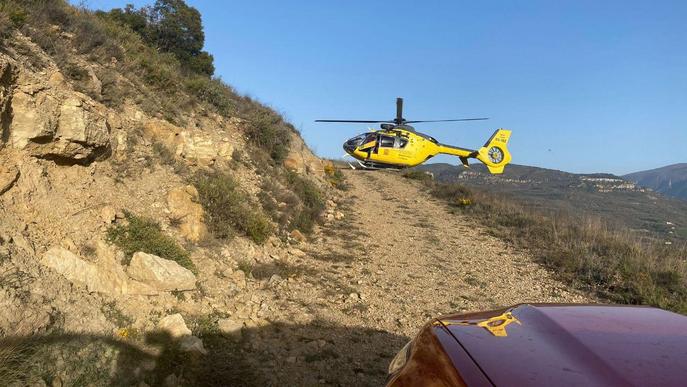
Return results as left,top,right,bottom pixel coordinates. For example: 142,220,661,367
290,229,306,243
217,318,243,340
157,314,192,338
41,247,157,295
100,206,116,224
8,88,59,148
167,185,207,242
179,335,207,355
127,252,196,291
158,314,207,355
49,96,110,161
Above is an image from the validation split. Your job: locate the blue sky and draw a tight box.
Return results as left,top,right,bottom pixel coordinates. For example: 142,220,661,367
88,1,686,175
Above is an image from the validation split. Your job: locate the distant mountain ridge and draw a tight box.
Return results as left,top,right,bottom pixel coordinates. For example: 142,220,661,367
624,163,687,200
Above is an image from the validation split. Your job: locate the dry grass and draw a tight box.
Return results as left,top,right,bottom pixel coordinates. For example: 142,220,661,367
407,175,687,314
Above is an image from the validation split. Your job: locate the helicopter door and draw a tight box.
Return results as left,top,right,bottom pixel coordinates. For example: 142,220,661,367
373,134,394,154
375,135,397,159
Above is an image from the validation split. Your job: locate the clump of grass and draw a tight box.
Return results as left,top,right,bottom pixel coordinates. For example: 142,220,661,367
194,171,272,244
419,179,687,314
184,76,233,116
106,211,195,272
101,301,133,327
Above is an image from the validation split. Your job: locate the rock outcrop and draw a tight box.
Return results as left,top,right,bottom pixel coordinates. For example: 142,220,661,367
41,247,157,295
1,56,111,164
126,252,196,292
2,65,110,164
167,185,207,242
143,118,235,167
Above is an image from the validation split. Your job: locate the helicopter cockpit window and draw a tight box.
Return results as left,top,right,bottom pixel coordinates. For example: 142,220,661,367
379,135,395,148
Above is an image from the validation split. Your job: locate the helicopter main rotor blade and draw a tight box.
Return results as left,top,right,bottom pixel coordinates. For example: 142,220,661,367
404,118,489,123
396,97,403,124
315,119,390,123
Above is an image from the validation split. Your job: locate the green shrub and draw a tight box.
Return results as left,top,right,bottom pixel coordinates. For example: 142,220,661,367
285,172,325,233
106,211,195,272
238,103,292,163
184,76,232,116
194,171,272,244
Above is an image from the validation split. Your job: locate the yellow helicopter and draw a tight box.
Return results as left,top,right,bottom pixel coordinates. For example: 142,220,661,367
316,98,512,174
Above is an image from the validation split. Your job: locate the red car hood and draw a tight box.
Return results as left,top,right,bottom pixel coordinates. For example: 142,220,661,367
436,304,687,386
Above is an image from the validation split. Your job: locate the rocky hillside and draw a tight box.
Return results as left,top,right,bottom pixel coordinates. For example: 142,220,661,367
0,1,345,384
624,163,687,201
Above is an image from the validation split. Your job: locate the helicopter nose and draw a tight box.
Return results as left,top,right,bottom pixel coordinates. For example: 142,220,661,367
343,137,361,154
343,142,356,154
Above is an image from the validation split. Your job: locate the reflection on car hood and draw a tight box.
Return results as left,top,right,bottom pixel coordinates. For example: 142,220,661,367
436,304,687,386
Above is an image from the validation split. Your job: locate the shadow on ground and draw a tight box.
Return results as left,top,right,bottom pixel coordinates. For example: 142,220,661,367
0,320,409,386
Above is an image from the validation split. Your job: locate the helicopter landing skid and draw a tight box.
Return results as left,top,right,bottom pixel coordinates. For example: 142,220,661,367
342,155,402,171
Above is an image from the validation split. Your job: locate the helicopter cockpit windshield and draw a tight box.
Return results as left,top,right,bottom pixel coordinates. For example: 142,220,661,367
344,133,376,151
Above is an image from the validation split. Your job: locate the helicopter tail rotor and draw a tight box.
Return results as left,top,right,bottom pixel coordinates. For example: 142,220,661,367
475,129,512,174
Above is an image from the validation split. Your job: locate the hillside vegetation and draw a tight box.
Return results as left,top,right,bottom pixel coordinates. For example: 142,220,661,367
405,171,687,314
419,162,687,241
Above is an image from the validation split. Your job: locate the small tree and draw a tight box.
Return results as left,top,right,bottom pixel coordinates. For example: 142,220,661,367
147,0,213,75
103,0,214,76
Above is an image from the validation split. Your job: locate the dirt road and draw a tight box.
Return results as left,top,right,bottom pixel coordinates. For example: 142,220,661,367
237,170,589,386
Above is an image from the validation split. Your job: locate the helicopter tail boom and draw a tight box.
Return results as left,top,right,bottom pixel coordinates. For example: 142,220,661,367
435,129,512,174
